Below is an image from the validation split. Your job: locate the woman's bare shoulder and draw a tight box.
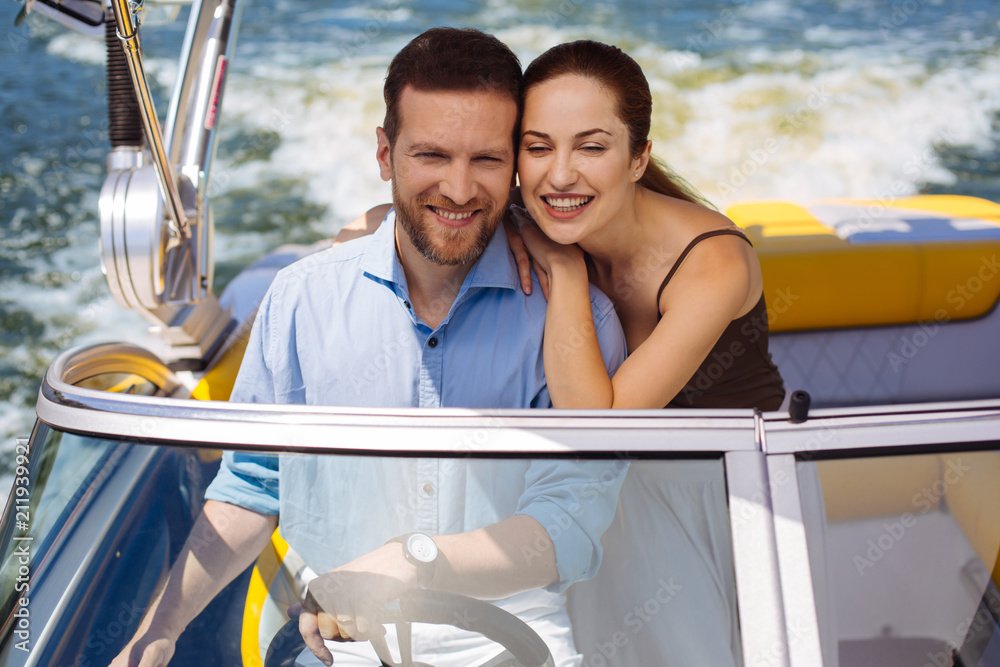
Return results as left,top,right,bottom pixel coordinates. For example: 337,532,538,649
639,193,744,262
646,192,735,233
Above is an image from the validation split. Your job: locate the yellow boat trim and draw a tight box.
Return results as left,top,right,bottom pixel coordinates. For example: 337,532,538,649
192,332,251,401
242,529,291,666
727,195,1000,332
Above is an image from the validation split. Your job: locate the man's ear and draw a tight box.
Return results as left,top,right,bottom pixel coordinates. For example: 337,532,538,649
376,127,392,182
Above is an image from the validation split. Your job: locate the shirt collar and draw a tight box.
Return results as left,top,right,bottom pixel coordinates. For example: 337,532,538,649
361,207,520,292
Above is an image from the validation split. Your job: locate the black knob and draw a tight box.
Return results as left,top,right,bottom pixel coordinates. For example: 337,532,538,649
788,390,811,424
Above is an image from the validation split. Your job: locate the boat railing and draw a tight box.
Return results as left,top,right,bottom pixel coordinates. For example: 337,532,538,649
37,343,1000,458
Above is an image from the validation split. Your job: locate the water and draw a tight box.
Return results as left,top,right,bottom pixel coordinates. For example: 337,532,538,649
1,0,999,479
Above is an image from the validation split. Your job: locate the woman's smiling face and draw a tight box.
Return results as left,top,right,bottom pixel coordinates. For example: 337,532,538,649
518,74,645,245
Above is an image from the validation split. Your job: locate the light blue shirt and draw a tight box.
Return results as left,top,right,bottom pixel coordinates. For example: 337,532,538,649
206,211,627,591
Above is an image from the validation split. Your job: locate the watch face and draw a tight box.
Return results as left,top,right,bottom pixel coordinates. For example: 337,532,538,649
407,533,438,564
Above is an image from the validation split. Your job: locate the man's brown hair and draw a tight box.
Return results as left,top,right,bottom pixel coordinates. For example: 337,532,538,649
382,27,523,148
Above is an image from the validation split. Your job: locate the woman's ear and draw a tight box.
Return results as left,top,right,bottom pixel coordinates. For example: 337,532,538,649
375,127,392,182
632,139,652,180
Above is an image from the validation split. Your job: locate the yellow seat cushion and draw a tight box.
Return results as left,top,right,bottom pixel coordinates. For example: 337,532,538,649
727,196,1000,332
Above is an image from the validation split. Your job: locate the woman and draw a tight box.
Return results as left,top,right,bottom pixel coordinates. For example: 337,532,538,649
512,43,808,666
511,40,784,411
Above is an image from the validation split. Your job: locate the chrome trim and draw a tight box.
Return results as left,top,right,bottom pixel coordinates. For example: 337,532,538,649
37,344,759,455
764,397,1000,421
763,401,1000,455
98,167,130,307
754,408,767,453
123,166,166,307
109,0,190,239
767,455,824,667
54,342,183,394
726,451,790,667
164,0,241,186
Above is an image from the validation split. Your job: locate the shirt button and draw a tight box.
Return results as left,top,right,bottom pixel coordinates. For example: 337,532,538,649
403,300,411,309
428,337,438,348
423,483,434,495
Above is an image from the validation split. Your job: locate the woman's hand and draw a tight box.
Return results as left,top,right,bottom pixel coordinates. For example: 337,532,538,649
503,206,585,300
502,211,535,296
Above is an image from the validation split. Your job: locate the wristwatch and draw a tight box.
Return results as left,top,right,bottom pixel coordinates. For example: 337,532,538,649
387,532,438,587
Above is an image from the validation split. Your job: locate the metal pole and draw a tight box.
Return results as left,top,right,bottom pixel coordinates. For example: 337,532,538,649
109,0,191,239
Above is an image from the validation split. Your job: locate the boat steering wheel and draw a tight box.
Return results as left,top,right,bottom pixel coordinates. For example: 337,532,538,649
263,589,555,667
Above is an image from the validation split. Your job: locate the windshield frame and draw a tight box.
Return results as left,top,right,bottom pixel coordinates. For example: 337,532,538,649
38,344,762,456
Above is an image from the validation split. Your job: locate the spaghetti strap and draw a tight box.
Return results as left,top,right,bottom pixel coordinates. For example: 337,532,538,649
655,228,752,309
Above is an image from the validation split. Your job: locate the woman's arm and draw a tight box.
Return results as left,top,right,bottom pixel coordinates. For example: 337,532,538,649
332,204,392,245
514,214,613,408
608,234,753,408
516,210,755,409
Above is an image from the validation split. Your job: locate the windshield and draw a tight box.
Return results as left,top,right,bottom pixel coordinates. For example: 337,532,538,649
0,429,743,667
0,425,119,629
799,449,1000,666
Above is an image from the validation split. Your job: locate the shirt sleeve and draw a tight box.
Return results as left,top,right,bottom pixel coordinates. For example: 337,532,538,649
589,284,627,376
204,450,280,515
515,457,629,593
204,288,281,514
515,286,629,591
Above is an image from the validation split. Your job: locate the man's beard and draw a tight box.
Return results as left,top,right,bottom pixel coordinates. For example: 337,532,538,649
392,180,503,266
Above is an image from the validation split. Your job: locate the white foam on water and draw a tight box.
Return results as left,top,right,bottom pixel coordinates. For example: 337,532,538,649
803,24,875,46
46,31,106,66
214,63,392,233
46,30,179,90
639,47,1000,206
741,0,801,21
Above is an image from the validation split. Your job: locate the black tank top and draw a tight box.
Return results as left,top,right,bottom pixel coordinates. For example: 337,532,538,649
656,229,785,411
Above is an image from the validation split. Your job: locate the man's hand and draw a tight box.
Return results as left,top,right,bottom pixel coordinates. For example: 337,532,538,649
292,542,421,665
108,632,175,667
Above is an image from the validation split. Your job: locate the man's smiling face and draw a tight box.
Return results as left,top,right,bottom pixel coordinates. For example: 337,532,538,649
377,85,518,266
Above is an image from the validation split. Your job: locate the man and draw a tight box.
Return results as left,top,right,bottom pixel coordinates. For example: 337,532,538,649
112,27,625,667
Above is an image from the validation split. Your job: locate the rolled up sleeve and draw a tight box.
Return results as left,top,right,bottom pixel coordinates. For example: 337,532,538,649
205,451,280,514
204,288,281,514
515,286,628,591
516,458,629,592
